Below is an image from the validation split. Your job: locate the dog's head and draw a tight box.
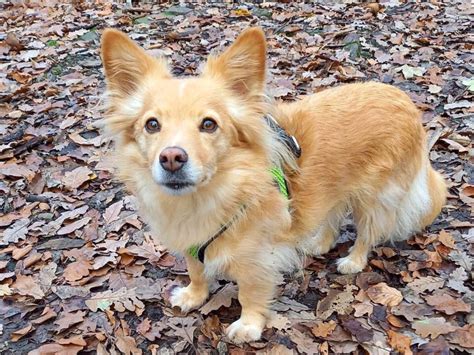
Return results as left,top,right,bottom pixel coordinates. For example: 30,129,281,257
101,28,268,196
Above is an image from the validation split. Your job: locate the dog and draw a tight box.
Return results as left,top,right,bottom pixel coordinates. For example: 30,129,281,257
100,27,446,343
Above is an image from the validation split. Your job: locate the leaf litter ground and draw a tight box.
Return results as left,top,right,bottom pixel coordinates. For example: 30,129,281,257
0,1,472,354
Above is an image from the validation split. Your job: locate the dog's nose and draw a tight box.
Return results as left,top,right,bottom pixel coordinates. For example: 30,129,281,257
159,147,188,172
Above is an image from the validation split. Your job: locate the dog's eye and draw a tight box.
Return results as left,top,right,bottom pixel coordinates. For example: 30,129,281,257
200,118,218,133
145,118,161,133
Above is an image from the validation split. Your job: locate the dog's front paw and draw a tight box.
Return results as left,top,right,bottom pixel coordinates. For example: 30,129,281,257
337,256,366,274
170,285,208,313
226,319,263,344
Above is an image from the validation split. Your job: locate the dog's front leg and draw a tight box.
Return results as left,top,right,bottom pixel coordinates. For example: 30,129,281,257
170,254,209,312
226,263,275,343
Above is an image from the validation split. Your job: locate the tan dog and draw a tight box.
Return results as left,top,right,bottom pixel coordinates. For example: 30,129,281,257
100,27,446,343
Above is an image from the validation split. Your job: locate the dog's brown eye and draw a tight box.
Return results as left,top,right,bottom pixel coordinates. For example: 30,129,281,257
145,118,161,133
200,118,218,133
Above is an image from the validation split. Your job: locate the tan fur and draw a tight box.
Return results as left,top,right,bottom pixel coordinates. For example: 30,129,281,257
100,27,447,343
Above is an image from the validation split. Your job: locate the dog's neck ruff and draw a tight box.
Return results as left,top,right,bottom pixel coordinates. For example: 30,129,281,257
187,115,301,263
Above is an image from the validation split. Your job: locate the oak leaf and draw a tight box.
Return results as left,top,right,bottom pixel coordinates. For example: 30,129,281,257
200,283,237,315
85,287,144,313
424,293,471,315
13,274,45,299
412,317,457,339
387,329,412,355
366,282,402,307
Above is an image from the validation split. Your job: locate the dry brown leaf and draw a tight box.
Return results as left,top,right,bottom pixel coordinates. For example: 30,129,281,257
407,276,444,293
57,217,91,235
267,312,291,330
387,329,412,355
28,343,83,355
438,230,456,248
85,287,144,313
448,324,474,348
55,311,86,333
11,323,33,342
64,259,91,282
316,285,356,320
62,166,95,190
200,283,237,315
424,293,471,315
32,306,58,325
311,320,337,338
116,334,143,355
412,317,457,339
0,163,35,181
13,274,45,300
57,335,87,346
366,282,402,307
104,200,124,224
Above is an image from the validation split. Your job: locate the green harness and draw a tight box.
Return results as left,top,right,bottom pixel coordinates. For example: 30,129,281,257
187,114,300,263
187,166,290,262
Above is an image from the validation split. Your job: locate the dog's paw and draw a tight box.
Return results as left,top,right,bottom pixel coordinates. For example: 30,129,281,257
170,286,208,313
337,256,365,274
226,319,263,344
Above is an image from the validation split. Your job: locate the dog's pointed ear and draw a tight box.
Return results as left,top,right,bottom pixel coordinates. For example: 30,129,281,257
101,29,169,98
204,27,266,98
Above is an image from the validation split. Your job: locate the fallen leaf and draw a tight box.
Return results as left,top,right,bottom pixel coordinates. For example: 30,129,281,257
392,302,433,322
28,343,83,355
64,259,91,282
86,287,144,313
341,318,374,343
11,323,33,342
200,283,237,315
412,317,457,339
407,276,444,293
32,306,58,325
62,166,95,190
57,217,91,235
387,329,413,355
447,267,470,294
0,163,35,181
57,335,87,346
55,311,86,333
0,284,13,296
103,200,124,224
316,285,356,320
399,64,426,79
116,334,143,355
366,282,402,307
424,293,471,315
13,274,45,299
311,320,337,338
448,324,474,348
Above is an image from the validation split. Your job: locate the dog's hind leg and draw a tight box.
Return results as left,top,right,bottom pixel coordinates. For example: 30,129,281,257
337,200,385,274
297,204,346,256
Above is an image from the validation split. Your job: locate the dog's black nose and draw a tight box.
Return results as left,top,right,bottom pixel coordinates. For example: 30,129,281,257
159,147,188,172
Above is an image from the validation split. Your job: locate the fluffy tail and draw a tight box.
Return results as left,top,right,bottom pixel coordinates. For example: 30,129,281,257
422,167,447,227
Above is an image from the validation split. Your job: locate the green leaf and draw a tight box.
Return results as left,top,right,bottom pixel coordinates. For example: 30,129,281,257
46,39,58,47
134,16,150,24
462,78,474,92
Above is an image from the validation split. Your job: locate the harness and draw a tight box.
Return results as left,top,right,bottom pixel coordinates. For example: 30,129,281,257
187,115,301,263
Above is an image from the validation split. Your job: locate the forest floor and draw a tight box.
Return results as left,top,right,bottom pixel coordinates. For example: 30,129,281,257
0,1,472,354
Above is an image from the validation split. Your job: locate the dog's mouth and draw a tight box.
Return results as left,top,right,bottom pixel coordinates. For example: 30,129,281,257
161,181,194,190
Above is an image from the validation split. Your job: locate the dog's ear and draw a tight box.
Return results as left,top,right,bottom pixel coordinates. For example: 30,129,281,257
101,29,169,98
204,27,266,98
